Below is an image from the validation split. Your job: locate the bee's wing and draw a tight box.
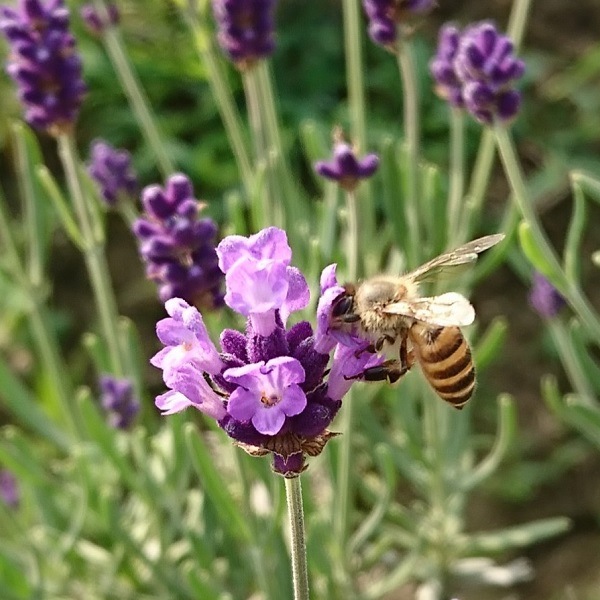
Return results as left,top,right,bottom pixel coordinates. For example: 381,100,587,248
405,234,505,283
383,292,475,327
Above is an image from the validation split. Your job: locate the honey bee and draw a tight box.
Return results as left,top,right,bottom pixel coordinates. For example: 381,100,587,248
330,234,505,408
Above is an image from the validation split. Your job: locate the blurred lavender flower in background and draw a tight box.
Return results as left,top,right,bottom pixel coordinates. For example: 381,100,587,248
315,130,379,192
529,273,566,319
212,0,277,69
132,173,224,308
80,2,119,35
431,21,525,124
362,0,435,48
0,469,19,509
0,0,86,135
152,227,378,477
99,375,140,429
429,24,464,108
88,140,137,207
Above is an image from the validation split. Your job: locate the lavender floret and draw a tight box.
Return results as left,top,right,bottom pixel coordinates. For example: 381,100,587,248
529,273,565,319
81,2,119,35
99,375,140,429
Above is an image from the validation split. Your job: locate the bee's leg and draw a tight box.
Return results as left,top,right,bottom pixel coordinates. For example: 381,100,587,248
346,360,408,384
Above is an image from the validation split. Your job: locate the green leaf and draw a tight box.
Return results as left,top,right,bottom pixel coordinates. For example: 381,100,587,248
184,423,252,543
473,317,508,372
564,178,587,283
460,517,570,554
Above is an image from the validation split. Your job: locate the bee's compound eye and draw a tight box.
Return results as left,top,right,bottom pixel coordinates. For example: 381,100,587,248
331,294,354,318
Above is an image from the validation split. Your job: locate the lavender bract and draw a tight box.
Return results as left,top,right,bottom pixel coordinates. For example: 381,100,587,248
80,2,119,35
99,375,140,429
88,140,137,207
431,21,525,125
315,132,379,192
528,273,565,319
152,227,376,477
0,0,86,135
362,0,435,48
212,0,277,69
133,174,224,308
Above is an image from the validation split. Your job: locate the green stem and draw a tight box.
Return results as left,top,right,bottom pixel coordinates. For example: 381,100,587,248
14,128,42,287
185,8,253,193
0,185,78,436
99,12,174,177
345,190,360,281
342,0,375,252
494,125,600,341
284,477,309,600
507,0,533,49
57,133,124,375
397,44,421,268
447,108,465,246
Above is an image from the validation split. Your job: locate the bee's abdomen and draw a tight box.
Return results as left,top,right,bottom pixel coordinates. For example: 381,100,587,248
409,324,475,409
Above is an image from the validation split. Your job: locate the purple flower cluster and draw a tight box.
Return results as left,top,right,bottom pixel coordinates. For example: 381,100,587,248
212,0,277,69
362,0,435,48
430,21,525,125
152,227,380,477
80,2,119,35
528,273,565,319
0,0,86,135
315,133,379,192
88,140,137,207
0,469,19,509
99,375,140,429
133,174,224,308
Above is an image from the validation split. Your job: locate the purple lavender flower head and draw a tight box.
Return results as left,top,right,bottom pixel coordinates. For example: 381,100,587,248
362,0,436,49
151,227,378,477
0,0,87,135
528,273,565,319
133,174,224,310
88,140,137,207
212,0,277,70
0,469,19,509
433,21,525,125
315,129,379,192
429,24,464,108
80,2,119,35
99,375,140,429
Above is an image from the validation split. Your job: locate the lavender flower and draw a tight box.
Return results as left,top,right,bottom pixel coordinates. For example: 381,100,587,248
429,24,463,108
0,469,19,509
99,375,140,429
431,21,525,125
88,140,137,207
0,0,86,135
151,227,376,477
315,131,379,192
528,273,565,319
80,2,119,35
362,0,435,48
133,174,224,309
212,0,277,69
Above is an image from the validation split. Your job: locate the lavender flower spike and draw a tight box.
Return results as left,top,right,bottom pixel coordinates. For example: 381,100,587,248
528,273,565,319
212,0,277,70
315,129,379,192
81,2,119,36
133,174,224,308
429,24,464,108
0,469,19,509
454,21,525,125
363,0,435,49
88,140,137,207
0,0,87,135
99,375,140,429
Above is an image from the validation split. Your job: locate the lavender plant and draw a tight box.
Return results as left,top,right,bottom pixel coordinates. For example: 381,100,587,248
1,0,598,598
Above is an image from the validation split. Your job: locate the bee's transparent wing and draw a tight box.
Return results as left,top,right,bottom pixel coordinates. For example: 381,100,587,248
382,292,475,327
406,234,505,283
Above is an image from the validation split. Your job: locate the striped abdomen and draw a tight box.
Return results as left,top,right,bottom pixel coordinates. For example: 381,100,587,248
408,323,475,409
